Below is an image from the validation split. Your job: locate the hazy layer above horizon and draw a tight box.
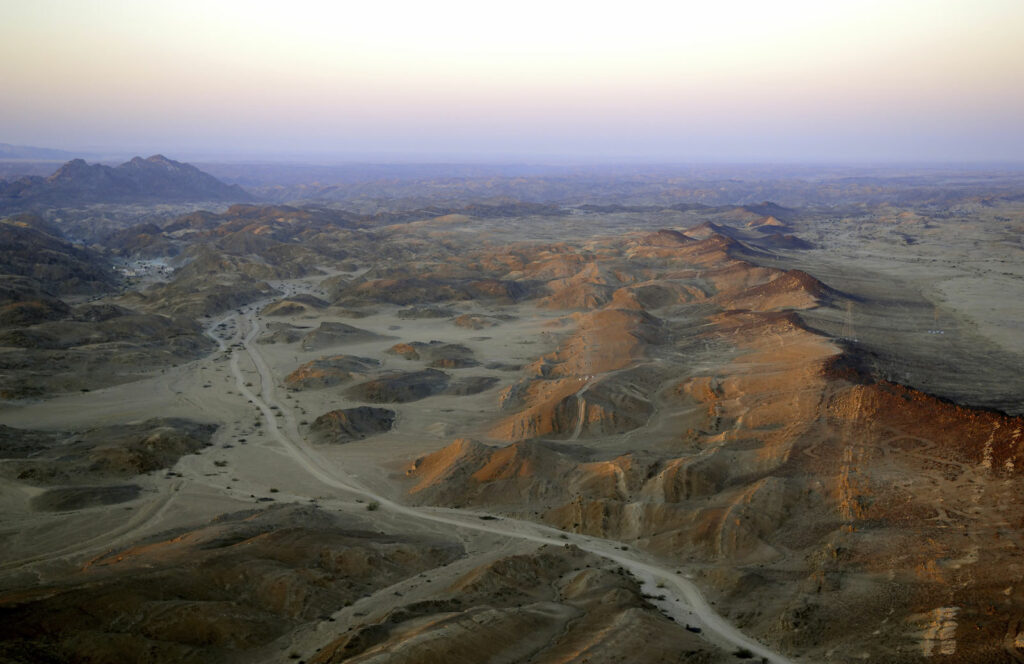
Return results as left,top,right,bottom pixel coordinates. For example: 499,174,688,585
2,0,1023,163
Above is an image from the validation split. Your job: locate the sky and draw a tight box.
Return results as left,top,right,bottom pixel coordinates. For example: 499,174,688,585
1,0,1023,163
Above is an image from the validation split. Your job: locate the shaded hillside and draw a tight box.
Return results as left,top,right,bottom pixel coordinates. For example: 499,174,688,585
0,213,217,398
0,418,216,486
0,506,462,664
311,544,729,664
0,301,214,399
0,214,117,295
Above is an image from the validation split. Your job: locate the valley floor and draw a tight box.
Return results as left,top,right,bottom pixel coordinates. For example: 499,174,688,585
2,202,1023,663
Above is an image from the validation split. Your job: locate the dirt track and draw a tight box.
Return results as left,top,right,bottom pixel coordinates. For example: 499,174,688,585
227,301,794,664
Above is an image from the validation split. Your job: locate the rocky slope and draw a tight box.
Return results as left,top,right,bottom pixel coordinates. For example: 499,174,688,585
311,544,731,664
309,407,396,443
396,224,1024,662
285,355,380,390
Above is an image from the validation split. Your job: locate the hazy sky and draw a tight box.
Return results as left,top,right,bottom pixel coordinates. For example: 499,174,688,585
2,0,1023,162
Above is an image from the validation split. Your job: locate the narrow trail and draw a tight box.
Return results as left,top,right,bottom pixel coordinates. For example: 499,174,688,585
225,302,795,664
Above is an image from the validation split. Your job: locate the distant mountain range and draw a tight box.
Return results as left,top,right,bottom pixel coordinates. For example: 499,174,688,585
0,143,92,161
0,155,252,210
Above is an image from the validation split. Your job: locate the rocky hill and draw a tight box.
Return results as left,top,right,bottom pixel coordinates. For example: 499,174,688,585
0,155,252,211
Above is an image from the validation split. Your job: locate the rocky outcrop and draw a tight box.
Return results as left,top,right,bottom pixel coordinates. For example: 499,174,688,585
285,355,379,389
300,322,383,351
258,322,307,345
453,313,507,329
309,407,396,443
346,369,452,403
385,341,479,368
261,294,328,316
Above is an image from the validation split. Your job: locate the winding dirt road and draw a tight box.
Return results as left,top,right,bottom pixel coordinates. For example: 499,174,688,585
223,302,795,664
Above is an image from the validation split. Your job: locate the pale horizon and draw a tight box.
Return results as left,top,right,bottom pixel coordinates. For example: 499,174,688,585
2,0,1023,163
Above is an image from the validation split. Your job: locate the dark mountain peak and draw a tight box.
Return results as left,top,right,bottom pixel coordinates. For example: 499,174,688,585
124,154,189,172
1,155,253,211
47,158,94,182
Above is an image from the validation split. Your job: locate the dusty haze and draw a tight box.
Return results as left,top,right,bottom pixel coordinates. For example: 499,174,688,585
2,0,1023,162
